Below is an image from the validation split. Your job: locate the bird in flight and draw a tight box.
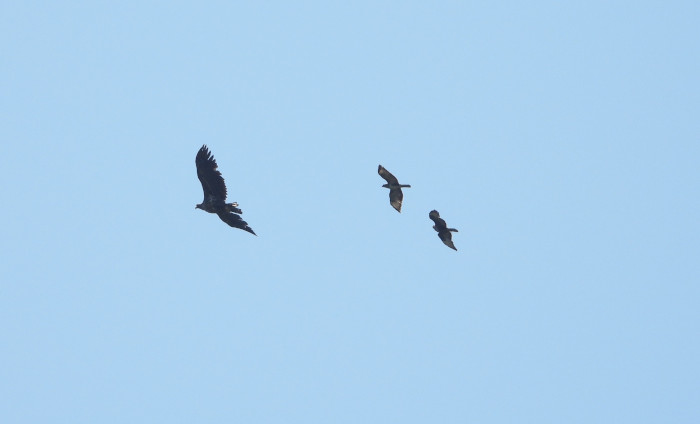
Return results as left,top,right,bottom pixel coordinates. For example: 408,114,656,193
429,210,458,250
195,145,256,235
378,165,411,213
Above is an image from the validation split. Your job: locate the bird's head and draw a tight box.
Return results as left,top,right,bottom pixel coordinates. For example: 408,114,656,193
195,204,202,210
381,183,390,188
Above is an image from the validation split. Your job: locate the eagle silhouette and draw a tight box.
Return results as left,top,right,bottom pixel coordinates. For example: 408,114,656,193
195,145,256,235
429,210,458,250
378,165,411,213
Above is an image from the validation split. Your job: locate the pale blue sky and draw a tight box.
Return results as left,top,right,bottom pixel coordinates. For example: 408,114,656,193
2,1,699,423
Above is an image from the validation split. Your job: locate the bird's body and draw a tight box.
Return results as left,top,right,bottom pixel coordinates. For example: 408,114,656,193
195,145,256,235
429,210,458,250
378,165,411,213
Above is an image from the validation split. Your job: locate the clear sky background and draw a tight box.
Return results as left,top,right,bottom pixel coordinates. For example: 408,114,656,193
2,1,699,423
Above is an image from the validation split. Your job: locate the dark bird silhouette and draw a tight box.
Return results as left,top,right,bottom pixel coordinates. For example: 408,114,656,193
378,165,411,213
429,210,458,250
195,145,256,235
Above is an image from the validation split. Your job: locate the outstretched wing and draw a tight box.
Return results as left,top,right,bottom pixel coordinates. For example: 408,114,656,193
378,165,399,185
217,212,256,235
389,188,404,213
438,231,457,251
429,210,447,231
196,145,227,201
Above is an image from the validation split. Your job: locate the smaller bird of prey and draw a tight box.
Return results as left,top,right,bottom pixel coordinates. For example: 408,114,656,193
378,165,411,213
429,210,458,251
195,145,256,235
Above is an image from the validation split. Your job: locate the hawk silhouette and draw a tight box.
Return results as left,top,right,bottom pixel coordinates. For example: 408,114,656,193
195,145,256,235
378,165,411,213
429,210,458,250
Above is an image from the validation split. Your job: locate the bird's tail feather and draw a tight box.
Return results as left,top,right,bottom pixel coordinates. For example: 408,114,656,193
448,228,458,232
400,184,411,188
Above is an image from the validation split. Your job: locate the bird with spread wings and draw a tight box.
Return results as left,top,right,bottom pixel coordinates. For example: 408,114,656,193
429,210,458,250
378,165,411,213
195,145,256,235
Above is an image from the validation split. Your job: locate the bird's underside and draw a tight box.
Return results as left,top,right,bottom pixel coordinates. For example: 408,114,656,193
429,210,458,251
195,145,256,235
378,164,411,213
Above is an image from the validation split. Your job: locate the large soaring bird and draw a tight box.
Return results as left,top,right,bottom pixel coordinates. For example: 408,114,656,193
429,210,458,250
195,145,256,235
378,165,411,213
